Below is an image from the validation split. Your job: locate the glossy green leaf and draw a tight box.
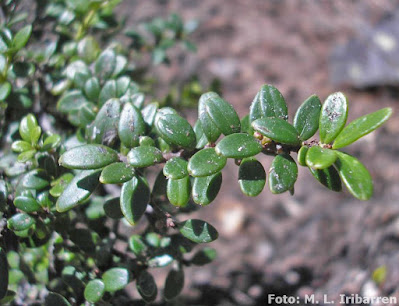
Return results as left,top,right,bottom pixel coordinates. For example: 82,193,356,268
269,153,298,194
141,102,159,130
137,271,157,303
192,172,222,205
297,146,308,166
0,82,11,100
129,235,147,255
0,248,8,300
84,77,100,101
50,173,74,197
335,152,373,200
100,162,135,184
333,107,393,149
215,133,262,159
309,166,342,192
127,146,163,168
293,95,321,140
57,90,89,113
167,176,191,207
306,146,337,169
19,114,38,143
319,92,348,144
84,279,105,303
99,80,117,106
139,136,155,147
252,117,300,145
116,76,131,97
191,247,217,266
14,196,41,213
45,292,71,306
188,148,227,177
249,84,288,122
238,158,266,197
59,144,119,169
17,150,36,162
21,169,49,190
120,176,150,225
179,219,218,243
155,113,196,148
198,92,222,143
103,197,124,219
7,213,35,231
164,265,184,301
12,25,32,50
95,49,116,80
163,158,188,179
56,169,101,212
118,102,146,148
102,268,130,292
240,114,255,135
193,120,208,149
42,134,61,151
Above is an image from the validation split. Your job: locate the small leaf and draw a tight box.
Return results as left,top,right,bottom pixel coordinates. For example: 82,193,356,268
163,158,188,179
99,80,117,106
100,162,135,184
56,169,101,212
21,169,49,190
141,102,159,131
95,49,116,80
59,144,119,170
148,254,174,268
19,114,38,142
0,82,11,100
164,265,184,301
293,95,322,140
50,173,74,197
252,117,300,145
192,172,222,205
129,235,147,255
84,279,105,303
193,120,208,149
297,146,308,166
45,292,71,306
333,107,393,149
17,150,36,163
84,77,100,101
249,84,288,122
309,166,342,192
215,133,262,159
335,152,373,200
102,268,130,293
240,114,255,135
179,219,218,243
0,248,8,300
7,213,35,231
306,146,337,169
69,228,96,254
14,196,41,213
118,102,146,148
167,176,191,207
127,146,163,168
269,153,298,194
42,134,61,151
139,136,155,147
188,148,227,177
11,140,32,153
191,247,217,266
198,93,222,143
120,176,150,225
238,158,266,197
12,25,32,50
137,271,157,303
103,197,123,219
57,90,89,113
77,36,100,63
30,126,41,145
319,92,348,144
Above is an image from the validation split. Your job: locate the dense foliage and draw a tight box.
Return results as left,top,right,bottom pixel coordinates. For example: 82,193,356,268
0,0,392,304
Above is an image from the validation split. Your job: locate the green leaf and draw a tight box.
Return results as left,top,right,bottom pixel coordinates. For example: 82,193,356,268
57,90,89,113
17,150,36,163
191,247,217,266
335,152,373,200
0,248,8,300
19,114,38,143
11,140,32,153
163,157,188,179
198,93,222,143
297,146,308,166
103,197,124,219
14,196,41,213
12,25,32,50
84,77,100,101
137,271,157,303
84,279,105,303
164,265,184,301
69,228,97,254
45,292,71,306
141,102,159,131
293,95,321,140
30,126,41,145
100,162,135,184
127,146,163,168
319,92,348,144
95,49,116,80
59,144,119,170
188,148,227,177
102,268,130,293
333,107,393,149
42,134,61,151
155,113,196,149
215,133,262,159
249,84,288,122
238,158,266,197
306,146,337,169
128,235,147,255
99,80,117,106
269,153,298,194
179,219,218,243
21,169,49,190
240,114,255,135
309,166,342,192
50,173,74,197
252,117,300,145
7,213,35,231
167,176,191,207
120,176,150,225
193,120,208,149
192,172,222,205
118,102,146,148
56,169,101,212
77,36,100,63
139,136,155,147
0,82,11,100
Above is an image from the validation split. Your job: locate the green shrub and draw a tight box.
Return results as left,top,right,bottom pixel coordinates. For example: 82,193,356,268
0,0,392,304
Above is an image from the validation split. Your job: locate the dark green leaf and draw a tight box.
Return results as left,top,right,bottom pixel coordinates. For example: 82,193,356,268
118,102,146,148
84,279,105,303
193,120,208,149
100,162,135,184
0,248,8,299
7,213,35,231
167,176,191,207
297,146,308,166
69,228,96,254
14,196,41,213
252,117,300,145
309,166,342,192
84,77,100,101
335,152,373,200
95,49,116,80
57,90,89,113
269,153,298,194
306,146,337,169
319,92,348,144
99,80,117,106
120,176,150,225
56,169,101,212
137,271,157,303
141,102,159,131
45,292,71,306
102,268,130,292
249,84,288,122
333,107,393,149
59,144,119,169
179,219,218,243
127,146,163,168
163,157,188,179
293,95,321,140
164,265,184,301
238,158,266,197
21,169,49,190
12,25,32,50
240,114,255,135
198,93,222,143
215,133,262,159
188,148,227,177
191,247,217,266
192,172,222,205
103,197,123,219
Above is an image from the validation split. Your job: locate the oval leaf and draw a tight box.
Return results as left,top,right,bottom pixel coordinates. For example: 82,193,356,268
95,50,116,81
193,120,208,149
102,268,130,293
191,247,217,266
198,92,222,143
167,176,191,207
21,169,49,190
14,196,41,213
100,162,135,184
297,146,308,166
45,293,71,306
137,271,157,303
164,266,184,301
192,172,222,205
309,166,342,192
252,117,300,145
188,148,227,177
163,157,188,179
127,146,163,168
118,102,146,148
269,153,298,194
179,219,218,243
215,133,262,159
84,279,105,303
238,158,266,197
293,95,322,140
103,197,124,219
306,146,337,169
7,213,35,231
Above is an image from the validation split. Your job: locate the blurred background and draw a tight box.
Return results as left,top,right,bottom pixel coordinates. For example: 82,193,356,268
117,1,399,304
